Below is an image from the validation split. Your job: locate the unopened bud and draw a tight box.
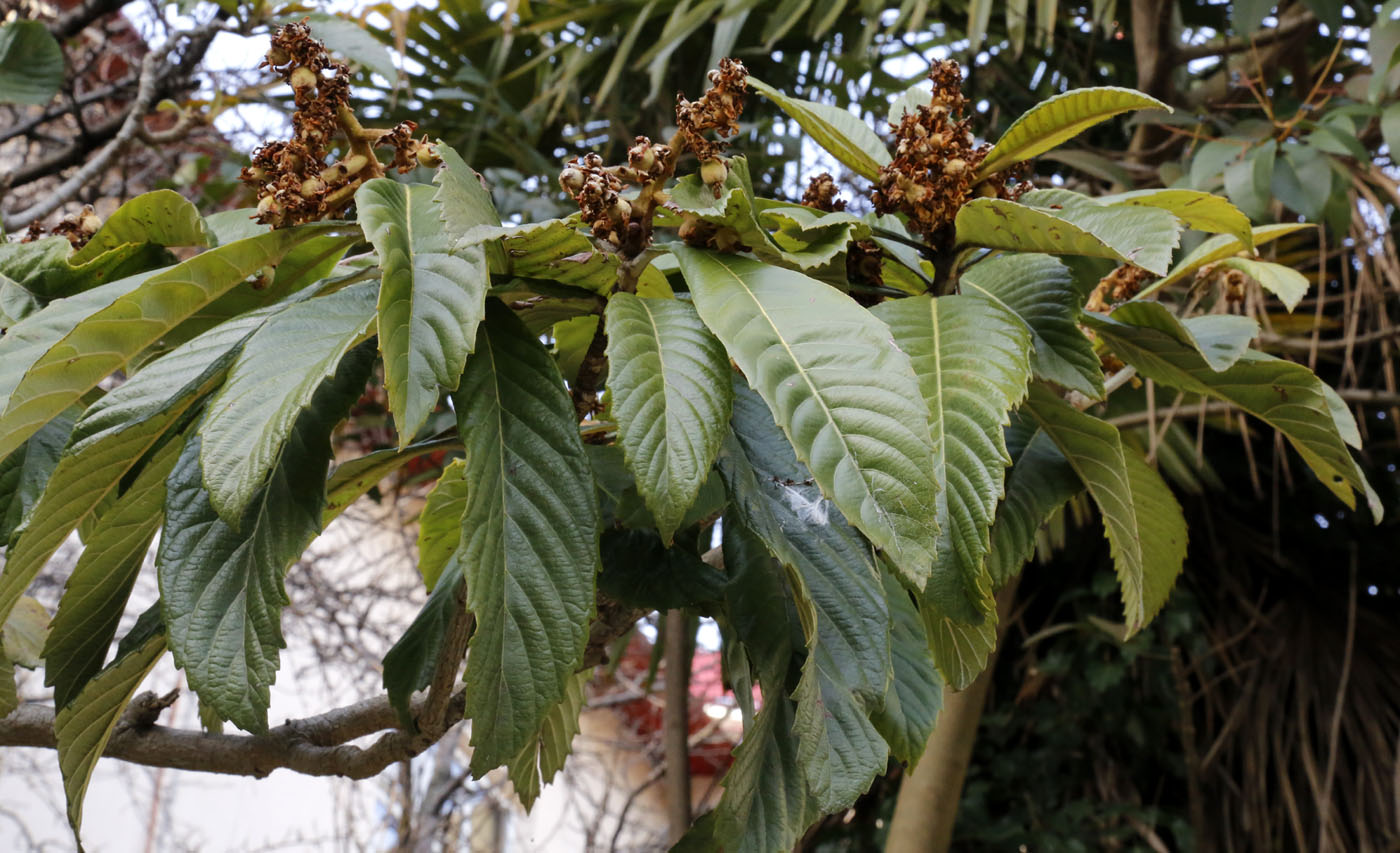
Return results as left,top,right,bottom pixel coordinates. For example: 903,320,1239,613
944,158,968,175
630,147,656,173
700,159,728,186
79,210,102,234
289,66,319,92
415,143,441,169
560,167,585,194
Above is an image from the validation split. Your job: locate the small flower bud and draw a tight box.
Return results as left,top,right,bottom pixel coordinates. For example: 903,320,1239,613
415,143,442,169
289,66,319,92
700,158,728,186
257,195,283,218
560,167,585,194
630,146,656,173
79,210,102,234
944,158,968,175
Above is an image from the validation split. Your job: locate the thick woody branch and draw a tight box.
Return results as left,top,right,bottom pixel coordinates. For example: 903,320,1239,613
2,17,224,228
0,691,465,780
0,590,648,779
48,0,128,40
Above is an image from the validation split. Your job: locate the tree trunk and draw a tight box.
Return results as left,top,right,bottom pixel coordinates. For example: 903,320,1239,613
883,580,1019,853
663,609,693,843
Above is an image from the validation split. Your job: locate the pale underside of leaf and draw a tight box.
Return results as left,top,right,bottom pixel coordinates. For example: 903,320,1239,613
979,86,1169,177
873,294,1033,624
199,283,377,523
961,252,1104,399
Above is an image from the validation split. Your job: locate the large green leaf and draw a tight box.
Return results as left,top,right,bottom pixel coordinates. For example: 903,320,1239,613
1214,257,1310,311
1086,302,1379,519
792,632,889,812
0,21,64,106
918,594,997,691
1142,222,1312,296
958,190,1182,275
357,179,488,445
55,608,165,842
450,300,599,773
433,143,506,270
719,381,890,697
746,76,891,180
158,346,372,733
604,293,732,542
68,190,212,266
871,571,942,768
507,669,589,809
1023,384,1187,632
1092,303,1258,372
872,294,1033,623
674,247,940,586
199,283,377,522
984,426,1082,588
721,381,891,810
978,87,1169,177
43,437,181,709
0,405,76,542
0,306,279,633
961,252,1103,398
382,558,463,728
415,458,468,589
0,224,346,461
712,691,819,853
1098,188,1253,249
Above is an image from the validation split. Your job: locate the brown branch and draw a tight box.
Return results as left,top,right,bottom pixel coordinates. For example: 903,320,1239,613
2,16,224,227
0,588,646,779
0,691,464,780
1175,13,1320,62
47,0,128,40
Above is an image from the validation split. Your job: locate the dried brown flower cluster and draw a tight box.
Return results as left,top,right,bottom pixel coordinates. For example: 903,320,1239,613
559,136,671,255
1086,263,1154,312
872,61,1027,245
676,58,747,159
801,172,846,211
557,59,748,260
847,240,884,290
241,22,433,228
23,205,102,248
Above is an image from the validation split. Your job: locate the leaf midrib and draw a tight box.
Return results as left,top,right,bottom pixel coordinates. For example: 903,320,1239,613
704,253,885,531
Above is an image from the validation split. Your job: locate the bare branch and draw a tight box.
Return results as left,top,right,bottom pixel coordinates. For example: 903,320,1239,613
1174,13,1319,62
0,691,464,780
0,588,647,780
